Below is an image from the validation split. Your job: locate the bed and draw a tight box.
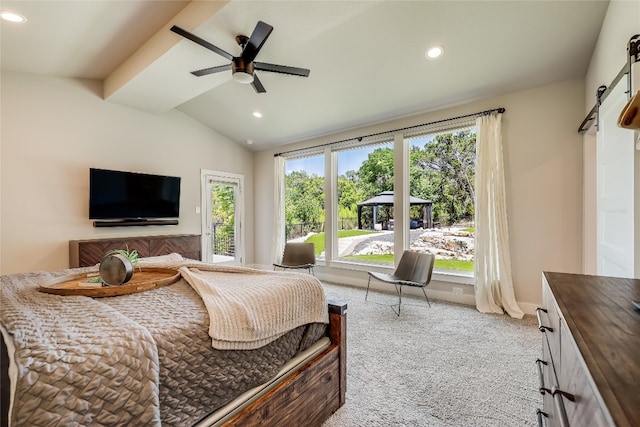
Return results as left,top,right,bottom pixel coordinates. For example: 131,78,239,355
0,254,347,427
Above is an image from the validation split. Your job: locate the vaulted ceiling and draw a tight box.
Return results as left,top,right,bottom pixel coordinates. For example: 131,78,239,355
0,0,609,150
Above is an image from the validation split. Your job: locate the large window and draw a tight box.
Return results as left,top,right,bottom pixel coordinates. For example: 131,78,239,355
408,128,476,274
284,154,325,260
335,141,395,266
278,124,476,278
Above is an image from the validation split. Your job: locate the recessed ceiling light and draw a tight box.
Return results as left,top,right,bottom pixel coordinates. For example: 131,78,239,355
253,111,263,118
0,11,27,23
425,45,444,60
246,139,254,145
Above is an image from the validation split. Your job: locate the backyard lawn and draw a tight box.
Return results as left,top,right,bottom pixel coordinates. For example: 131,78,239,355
345,254,474,271
302,230,474,272
305,230,376,255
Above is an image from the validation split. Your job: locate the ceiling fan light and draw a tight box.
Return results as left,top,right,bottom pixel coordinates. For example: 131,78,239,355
233,71,254,84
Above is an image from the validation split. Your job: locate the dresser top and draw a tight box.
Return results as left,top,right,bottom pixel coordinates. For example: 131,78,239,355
543,272,640,427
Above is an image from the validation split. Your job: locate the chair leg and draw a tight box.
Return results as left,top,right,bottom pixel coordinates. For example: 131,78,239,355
391,284,402,316
365,276,372,301
421,287,431,308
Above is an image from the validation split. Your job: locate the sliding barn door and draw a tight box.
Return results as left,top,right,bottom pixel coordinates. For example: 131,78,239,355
596,81,635,277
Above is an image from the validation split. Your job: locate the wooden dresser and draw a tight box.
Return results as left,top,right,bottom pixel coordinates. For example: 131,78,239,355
536,272,640,427
69,234,201,267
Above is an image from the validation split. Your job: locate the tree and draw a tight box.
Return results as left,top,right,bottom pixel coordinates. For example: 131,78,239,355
210,184,235,255
357,147,395,227
285,170,325,237
411,130,476,224
357,147,394,195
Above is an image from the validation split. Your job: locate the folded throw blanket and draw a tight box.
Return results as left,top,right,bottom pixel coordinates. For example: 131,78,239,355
178,263,328,350
139,259,329,350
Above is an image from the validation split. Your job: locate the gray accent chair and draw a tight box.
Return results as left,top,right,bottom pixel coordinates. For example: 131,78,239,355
273,242,316,275
366,250,435,315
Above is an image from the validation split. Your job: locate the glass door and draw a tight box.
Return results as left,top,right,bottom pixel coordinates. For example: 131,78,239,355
201,170,244,264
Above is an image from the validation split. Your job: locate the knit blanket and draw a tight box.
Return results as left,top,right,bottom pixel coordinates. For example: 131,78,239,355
1,268,162,426
175,262,329,350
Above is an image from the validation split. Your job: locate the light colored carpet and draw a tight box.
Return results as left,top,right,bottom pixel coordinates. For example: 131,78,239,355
321,282,541,427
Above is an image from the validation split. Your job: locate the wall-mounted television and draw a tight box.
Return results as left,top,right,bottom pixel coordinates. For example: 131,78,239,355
89,168,181,221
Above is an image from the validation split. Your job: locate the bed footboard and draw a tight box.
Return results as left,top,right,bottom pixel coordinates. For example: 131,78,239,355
221,301,347,426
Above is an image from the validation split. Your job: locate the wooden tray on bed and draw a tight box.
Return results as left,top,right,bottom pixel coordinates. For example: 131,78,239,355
39,267,181,297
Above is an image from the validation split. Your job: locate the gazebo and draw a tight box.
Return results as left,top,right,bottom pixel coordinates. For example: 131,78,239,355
357,191,433,230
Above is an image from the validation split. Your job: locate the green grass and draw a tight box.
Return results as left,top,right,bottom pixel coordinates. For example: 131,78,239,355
344,253,474,271
343,254,394,263
300,229,475,272
303,230,376,255
434,258,474,271
462,227,475,233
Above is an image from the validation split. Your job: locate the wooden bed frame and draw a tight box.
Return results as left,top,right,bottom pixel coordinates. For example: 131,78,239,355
219,301,347,426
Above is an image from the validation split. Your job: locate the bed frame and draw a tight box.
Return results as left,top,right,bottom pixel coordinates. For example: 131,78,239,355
218,301,347,426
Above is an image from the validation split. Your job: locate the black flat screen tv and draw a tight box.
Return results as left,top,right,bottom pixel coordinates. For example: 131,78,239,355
89,168,181,220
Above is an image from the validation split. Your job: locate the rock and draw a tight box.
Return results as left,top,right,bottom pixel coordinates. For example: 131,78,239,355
349,227,474,261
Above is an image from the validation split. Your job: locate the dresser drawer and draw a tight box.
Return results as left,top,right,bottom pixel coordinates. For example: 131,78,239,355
555,321,609,427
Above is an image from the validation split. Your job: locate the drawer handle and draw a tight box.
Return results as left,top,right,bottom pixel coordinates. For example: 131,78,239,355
535,359,551,395
552,386,576,427
536,409,548,427
536,307,554,332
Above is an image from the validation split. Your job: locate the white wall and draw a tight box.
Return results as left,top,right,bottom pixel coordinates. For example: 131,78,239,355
582,0,640,274
254,78,585,310
0,71,254,274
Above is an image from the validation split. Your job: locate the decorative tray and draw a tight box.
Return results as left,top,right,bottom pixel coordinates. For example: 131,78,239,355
39,267,181,297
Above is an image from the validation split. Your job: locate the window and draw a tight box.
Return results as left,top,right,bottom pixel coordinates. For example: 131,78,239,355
277,122,476,279
284,154,325,260
335,141,395,266
407,128,476,274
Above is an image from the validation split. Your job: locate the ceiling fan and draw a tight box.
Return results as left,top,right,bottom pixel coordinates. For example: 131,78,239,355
170,21,310,93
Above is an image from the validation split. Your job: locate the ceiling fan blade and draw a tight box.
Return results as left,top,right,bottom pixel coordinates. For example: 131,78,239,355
170,25,233,61
254,62,310,77
241,21,273,63
251,74,266,93
191,64,232,77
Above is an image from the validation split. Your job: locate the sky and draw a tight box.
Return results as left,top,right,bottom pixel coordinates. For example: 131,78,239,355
284,135,437,177
285,144,388,177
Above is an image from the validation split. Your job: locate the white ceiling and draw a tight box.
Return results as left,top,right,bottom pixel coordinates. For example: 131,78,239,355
1,0,609,151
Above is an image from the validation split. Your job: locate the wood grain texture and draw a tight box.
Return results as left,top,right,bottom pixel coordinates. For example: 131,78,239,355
69,234,201,267
542,272,640,427
38,267,180,297
559,320,609,427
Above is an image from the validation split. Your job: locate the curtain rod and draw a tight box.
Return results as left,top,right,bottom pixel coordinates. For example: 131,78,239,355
273,107,505,157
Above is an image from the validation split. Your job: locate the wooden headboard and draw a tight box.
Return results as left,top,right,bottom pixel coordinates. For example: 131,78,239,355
69,234,201,267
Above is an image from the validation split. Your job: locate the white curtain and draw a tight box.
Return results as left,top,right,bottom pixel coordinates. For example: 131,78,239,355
272,155,286,264
474,113,524,319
